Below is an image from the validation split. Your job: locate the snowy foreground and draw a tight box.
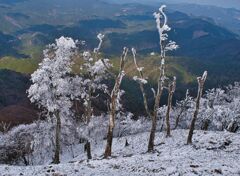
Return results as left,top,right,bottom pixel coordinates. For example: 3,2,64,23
0,130,239,176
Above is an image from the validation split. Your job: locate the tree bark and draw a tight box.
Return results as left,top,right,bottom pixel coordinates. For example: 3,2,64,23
187,109,198,144
132,5,170,152
148,56,165,152
125,139,129,147
148,115,157,152
166,79,176,137
147,80,163,152
227,121,239,133
166,90,172,137
83,82,93,160
174,108,183,129
84,140,92,159
132,48,151,118
132,48,161,152
201,119,210,131
104,125,114,158
85,86,92,124
187,71,207,144
53,110,61,164
103,47,128,158
104,79,118,158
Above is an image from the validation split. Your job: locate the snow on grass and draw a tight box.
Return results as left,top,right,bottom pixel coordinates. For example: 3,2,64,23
0,130,239,176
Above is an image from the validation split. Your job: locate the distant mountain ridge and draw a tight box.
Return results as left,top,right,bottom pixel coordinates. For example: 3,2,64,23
0,1,240,126
102,11,240,61
168,3,240,35
0,0,239,63
103,0,240,10
0,0,29,4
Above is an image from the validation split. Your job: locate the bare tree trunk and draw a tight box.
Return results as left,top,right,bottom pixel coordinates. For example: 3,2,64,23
174,90,190,129
132,5,177,152
166,77,176,137
86,101,92,123
201,119,210,131
174,109,183,129
22,156,29,166
53,110,61,164
132,49,165,152
84,85,93,159
187,71,207,144
104,92,117,158
166,92,172,137
148,114,157,152
104,125,114,158
125,139,129,147
104,76,121,158
132,48,161,152
147,55,165,152
104,48,128,158
85,86,93,124
147,10,169,148
84,140,92,159
227,121,239,133
187,110,198,144
132,49,151,119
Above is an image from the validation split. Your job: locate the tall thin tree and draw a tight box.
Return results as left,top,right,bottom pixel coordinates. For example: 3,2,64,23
103,47,128,158
187,71,207,144
74,34,112,159
132,5,178,152
165,77,176,137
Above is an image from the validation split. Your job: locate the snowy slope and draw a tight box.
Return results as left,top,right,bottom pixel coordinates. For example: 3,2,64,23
0,130,239,176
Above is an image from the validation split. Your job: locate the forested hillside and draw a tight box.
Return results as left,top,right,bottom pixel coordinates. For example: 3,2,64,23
0,2,239,176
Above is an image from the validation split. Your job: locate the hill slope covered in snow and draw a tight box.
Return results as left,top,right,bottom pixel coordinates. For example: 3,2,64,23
0,130,239,176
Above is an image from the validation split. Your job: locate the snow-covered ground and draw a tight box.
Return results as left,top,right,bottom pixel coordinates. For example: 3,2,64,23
0,130,239,176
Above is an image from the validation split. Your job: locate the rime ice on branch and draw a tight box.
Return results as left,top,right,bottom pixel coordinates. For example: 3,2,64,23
133,5,178,152
28,37,77,164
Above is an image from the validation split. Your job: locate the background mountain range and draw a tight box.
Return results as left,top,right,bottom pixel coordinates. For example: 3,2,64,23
0,0,240,124
104,0,240,9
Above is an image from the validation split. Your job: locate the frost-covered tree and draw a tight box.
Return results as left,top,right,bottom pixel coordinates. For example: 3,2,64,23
200,85,240,132
224,84,240,132
73,34,111,159
28,37,77,164
80,33,128,158
198,88,224,130
81,35,111,123
132,5,178,152
187,71,207,144
164,82,240,133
